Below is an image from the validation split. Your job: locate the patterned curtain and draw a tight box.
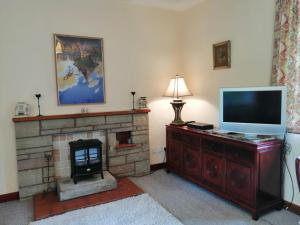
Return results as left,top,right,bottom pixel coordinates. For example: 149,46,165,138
271,0,300,133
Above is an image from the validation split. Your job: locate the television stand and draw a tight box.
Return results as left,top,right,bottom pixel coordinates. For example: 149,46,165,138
166,125,283,220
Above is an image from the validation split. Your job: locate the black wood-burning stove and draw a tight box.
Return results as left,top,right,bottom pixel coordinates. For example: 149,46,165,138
69,139,104,184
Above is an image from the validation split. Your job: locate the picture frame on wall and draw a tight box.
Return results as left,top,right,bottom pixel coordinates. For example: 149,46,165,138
54,34,105,105
213,40,231,69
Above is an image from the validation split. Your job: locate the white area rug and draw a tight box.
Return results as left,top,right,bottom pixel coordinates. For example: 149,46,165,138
29,194,183,225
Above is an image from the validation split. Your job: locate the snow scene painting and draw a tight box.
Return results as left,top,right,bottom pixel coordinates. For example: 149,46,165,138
54,34,105,105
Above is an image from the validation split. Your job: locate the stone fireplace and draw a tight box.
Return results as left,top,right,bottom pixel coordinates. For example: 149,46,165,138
13,109,150,199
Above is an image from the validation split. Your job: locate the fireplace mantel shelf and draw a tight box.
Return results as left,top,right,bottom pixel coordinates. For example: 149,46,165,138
12,109,150,122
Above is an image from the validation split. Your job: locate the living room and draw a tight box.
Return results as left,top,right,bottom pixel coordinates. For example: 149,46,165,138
1,0,300,224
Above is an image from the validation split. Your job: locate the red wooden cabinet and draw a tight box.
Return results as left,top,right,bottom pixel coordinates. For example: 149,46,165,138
166,125,283,220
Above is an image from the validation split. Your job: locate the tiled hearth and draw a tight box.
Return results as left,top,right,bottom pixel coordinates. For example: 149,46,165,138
13,110,150,199
34,178,144,221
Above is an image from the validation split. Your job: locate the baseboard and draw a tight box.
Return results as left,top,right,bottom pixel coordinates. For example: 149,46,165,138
0,192,19,203
284,200,300,215
150,163,166,171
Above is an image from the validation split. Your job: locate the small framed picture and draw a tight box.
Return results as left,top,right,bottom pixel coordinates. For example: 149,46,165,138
213,40,231,69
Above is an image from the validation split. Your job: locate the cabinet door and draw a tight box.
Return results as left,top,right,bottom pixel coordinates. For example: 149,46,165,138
167,139,183,173
203,153,225,188
183,145,201,180
226,161,252,203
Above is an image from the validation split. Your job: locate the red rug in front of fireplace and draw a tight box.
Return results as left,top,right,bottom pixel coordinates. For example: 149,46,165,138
33,178,144,221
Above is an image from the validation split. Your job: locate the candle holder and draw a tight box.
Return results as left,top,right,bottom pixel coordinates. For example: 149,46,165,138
35,93,42,117
131,91,136,110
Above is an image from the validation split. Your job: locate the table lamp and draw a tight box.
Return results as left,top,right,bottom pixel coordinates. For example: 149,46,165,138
164,75,192,125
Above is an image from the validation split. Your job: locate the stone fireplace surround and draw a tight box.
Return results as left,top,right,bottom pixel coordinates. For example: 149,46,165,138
13,109,150,199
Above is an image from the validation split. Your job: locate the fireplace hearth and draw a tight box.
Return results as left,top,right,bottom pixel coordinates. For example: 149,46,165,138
69,139,104,184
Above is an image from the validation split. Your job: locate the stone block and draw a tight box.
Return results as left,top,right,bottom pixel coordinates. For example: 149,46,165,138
109,156,126,166
30,152,46,159
121,123,133,127
41,119,74,130
94,123,120,130
61,126,93,134
41,129,61,135
109,163,134,176
108,133,117,147
17,157,53,171
57,172,117,201
43,166,54,178
109,146,142,157
133,114,148,126
135,160,150,175
17,146,52,156
17,154,29,161
16,136,52,150
110,127,133,133
135,125,149,131
15,121,40,138
126,151,149,163
76,116,105,127
19,182,55,199
132,130,148,135
106,115,132,124
18,168,43,187
132,135,148,144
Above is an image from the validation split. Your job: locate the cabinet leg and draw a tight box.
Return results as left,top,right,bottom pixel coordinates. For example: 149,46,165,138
276,201,284,210
252,213,259,221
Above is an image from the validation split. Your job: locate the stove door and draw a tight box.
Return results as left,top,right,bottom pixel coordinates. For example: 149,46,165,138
75,149,88,166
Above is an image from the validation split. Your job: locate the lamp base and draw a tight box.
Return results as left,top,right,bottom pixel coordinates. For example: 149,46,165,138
170,100,185,126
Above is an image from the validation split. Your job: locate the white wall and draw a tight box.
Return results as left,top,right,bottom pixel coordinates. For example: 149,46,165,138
1,0,299,207
0,0,181,194
181,0,300,205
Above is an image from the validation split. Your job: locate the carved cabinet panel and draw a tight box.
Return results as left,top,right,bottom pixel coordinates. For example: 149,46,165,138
226,161,252,204
183,145,201,180
203,152,225,188
166,139,183,173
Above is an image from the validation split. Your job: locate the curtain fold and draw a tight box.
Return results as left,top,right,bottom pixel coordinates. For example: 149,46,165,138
271,0,300,132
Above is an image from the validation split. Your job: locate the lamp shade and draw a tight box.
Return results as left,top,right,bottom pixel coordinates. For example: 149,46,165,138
164,75,192,99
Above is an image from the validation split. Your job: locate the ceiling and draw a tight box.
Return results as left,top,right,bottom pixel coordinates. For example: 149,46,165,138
122,0,204,11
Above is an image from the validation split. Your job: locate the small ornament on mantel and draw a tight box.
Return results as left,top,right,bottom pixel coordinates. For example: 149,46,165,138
131,91,136,110
138,97,148,109
81,107,89,113
35,93,42,117
15,102,31,116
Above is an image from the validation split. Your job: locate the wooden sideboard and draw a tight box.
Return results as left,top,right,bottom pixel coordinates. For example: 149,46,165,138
166,125,283,220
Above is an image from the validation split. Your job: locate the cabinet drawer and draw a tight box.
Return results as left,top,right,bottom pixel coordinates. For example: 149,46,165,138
202,139,224,155
225,146,255,164
170,131,200,148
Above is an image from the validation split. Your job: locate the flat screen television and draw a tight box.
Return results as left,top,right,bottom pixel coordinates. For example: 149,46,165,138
219,86,287,136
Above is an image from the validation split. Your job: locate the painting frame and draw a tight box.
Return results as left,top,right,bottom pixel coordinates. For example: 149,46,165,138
54,34,106,105
213,40,231,69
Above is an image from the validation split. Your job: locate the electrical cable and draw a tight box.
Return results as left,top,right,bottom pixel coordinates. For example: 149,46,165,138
282,131,294,210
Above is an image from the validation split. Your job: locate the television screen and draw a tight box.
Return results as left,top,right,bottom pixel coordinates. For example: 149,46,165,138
223,91,282,125
219,86,286,136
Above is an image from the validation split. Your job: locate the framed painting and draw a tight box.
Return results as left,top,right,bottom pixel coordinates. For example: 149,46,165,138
213,40,231,69
54,34,105,105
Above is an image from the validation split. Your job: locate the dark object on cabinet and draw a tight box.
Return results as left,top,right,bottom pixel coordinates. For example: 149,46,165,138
186,122,214,130
166,125,283,220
